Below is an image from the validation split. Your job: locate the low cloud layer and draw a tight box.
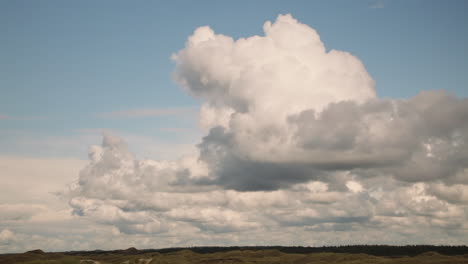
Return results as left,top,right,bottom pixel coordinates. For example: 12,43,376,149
3,14,467,252
65,133,468,247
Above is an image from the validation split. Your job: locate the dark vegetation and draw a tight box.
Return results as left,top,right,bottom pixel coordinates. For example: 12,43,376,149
144,245,468,256
64,245,468,257
1,245,467,264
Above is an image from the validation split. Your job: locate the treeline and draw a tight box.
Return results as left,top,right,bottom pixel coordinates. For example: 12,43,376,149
65,245,468,257
153,245,468,256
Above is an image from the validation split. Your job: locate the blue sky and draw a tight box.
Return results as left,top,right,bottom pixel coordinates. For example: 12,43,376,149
2,1,468,253
1,0,467,159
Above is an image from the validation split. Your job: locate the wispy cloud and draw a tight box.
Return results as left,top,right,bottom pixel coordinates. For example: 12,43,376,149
370,1,385,9
98,107,197,119
159,127,191,133
0,114,47,121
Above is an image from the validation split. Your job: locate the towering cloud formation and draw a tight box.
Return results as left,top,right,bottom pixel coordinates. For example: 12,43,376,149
66,14,468,246
174,14,375,118
171,14,468,190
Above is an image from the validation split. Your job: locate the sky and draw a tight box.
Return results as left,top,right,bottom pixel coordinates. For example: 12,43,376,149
1,0,468,253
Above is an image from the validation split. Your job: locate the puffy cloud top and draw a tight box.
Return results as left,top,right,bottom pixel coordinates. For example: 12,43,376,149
173,14,376,128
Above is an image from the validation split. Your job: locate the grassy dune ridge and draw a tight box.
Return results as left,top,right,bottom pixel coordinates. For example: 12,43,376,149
1,246,468,264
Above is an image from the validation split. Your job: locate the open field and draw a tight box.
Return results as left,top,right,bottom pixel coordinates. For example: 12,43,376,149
1,246,468,264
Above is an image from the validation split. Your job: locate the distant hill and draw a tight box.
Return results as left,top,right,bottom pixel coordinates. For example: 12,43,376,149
1,245,468,264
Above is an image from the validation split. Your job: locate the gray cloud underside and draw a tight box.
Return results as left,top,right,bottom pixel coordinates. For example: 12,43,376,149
198,90,468,191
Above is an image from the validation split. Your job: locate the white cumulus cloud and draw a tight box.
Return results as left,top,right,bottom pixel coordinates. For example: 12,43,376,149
25,14,468,250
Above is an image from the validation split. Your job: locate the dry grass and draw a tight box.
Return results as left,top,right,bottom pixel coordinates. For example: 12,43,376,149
2,249,468,264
